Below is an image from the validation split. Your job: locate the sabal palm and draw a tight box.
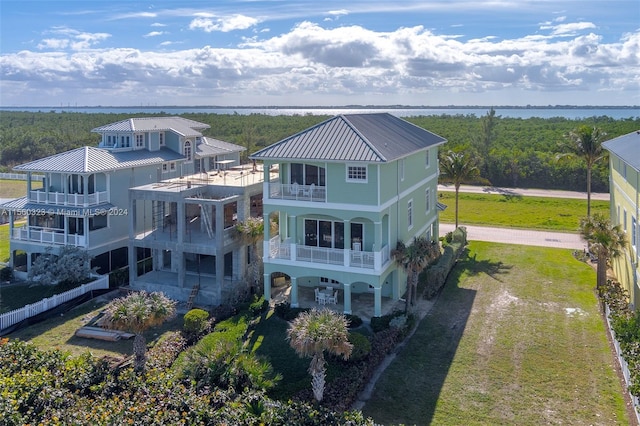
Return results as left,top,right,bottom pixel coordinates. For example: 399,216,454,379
579,213,626,291
393,236,439,312
563,126,606,217
286,308,353,402
235,217,265,291
439,151,480,228
103,291,176,371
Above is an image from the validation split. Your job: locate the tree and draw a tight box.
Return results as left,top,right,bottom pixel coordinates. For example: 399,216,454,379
475,107,498,177
28,246,95,287
102,291,177,372
439,150,482,228
392,236,440,313
235,217,265,293
286,308,353,402
561,125,607,217
579,213,626,291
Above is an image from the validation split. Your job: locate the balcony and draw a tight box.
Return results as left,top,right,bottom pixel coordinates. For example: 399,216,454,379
12,225,87,247
268,183,326,202
268,236,390,271
29,189,109,207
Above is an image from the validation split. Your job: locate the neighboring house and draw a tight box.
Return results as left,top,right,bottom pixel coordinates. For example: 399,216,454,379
1,117,259,304
603,130,640,308
250,113,446,317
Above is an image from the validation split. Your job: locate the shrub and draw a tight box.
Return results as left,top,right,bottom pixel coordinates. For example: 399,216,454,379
0,266,13,282
420,226,467,299
345,314,363,328
28,246,95,286
347,332,371,362
248,295,269,315
274,301,309,321
183,308,211,340
370,310,405,333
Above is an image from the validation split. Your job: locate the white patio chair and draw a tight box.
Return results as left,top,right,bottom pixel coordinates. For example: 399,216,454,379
314,287,320,303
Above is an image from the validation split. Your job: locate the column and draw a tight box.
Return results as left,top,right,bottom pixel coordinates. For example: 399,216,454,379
344,219,351,267
374,286,382,317
26,173,32,200
83,174,89,206
177,201,185,245
290,276,299,307
128,198,137,285
264,273,271,301
343,282,352,315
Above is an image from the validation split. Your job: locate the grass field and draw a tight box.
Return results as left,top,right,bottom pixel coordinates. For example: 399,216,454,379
0,179,41,198
438,192,609,231
362,242,628,425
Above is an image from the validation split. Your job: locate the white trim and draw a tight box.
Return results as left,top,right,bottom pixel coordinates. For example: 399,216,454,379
346,164,368,183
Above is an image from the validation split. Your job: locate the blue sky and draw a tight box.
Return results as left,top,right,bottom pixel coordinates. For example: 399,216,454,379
1,0,638,107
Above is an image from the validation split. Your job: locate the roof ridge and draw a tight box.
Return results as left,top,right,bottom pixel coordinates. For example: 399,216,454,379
339,114,388,162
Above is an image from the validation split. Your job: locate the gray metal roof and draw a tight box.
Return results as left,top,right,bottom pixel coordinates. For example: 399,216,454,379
92,117,210,137
195,137,246,159
603,130,640,172
13,147,185,173
0,197,114,215
250,113,446,163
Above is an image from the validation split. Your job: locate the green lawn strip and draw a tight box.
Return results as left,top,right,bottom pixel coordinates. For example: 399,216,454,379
6,293,183,359
0,224,10,263
0,179,41,198
438,192,610,231
363,242,628,425
0,283,69,313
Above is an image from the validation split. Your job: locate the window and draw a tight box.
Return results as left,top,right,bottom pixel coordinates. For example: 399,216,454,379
291,163,325,186
425,149,430,168
136,134,144,148
408,199,413,229
170,162,176,171
347,165,367,182
89,213,108,231
425,188,431,213
162,163,168,173
159,132,165,146
184,141,192,161
400,159,405,181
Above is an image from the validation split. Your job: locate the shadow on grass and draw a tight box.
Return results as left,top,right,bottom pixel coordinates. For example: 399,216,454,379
364,250,478,425
461,248,512,282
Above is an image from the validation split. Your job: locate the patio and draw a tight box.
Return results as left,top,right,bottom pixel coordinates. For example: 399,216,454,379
270,283,403,322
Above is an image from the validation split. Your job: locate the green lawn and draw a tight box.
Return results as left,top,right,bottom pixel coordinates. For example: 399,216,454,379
362,242,628,425
0,178,41,198
438,192,610,231
0,223,9,263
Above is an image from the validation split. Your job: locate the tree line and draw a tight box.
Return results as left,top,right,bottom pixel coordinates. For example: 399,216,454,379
1,110,638,192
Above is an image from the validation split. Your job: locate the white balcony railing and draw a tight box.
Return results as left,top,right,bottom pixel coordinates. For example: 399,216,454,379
268,236,388,271
268,183,326,202
12,226,87,247
29,190,109,207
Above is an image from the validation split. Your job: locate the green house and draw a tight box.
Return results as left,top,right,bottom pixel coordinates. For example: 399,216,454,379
250,113,446,317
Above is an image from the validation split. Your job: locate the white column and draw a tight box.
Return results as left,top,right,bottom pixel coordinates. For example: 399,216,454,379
374,286,382,317
343,282,352,315
264,273,271,301
290,276,299,307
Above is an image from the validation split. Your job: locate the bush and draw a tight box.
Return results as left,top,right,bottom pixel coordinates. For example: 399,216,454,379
420,226,467,299
273,302,309,321
183,308,211,340
345,314,363,328
0,266,13,282
370,310,405,333
347,332,371,362
248,295,269,315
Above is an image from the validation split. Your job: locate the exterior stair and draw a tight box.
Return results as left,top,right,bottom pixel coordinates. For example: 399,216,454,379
186,283,200,310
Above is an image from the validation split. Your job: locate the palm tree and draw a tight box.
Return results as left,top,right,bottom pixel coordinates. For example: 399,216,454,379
235,217,265,292
286,308,353,402
561,126,606,217
392,236,439,313
103,291,177,372
439,150,481,228
579,213,626,291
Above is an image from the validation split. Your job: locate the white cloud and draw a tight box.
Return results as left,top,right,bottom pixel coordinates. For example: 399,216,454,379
540,21,597,37
144,31,165,38
37,27,110,51
189,14,259,33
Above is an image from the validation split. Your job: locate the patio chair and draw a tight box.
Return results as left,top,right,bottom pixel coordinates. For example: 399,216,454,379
328,290,338,304
314,287,320,303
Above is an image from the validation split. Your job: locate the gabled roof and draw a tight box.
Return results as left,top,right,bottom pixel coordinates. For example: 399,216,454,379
603,130,640,172
250,113,446,163
14,146,185,173
195,137,246,159
92,117,210,137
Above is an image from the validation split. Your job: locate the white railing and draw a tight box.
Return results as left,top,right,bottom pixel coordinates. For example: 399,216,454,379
267,236,389,271
0,173,44,181
604,304,640,424
268,183,326,202
29,190,109,206
0,275,109,332
12,226,87,247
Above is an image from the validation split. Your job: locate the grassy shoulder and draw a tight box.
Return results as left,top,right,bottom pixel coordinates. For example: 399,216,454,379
0,179,41,198
362,242,628,425
438,192,609,232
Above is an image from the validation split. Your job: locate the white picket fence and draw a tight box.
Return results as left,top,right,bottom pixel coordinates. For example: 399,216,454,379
604,304,640,424
0,172,44,181
0,275,109,332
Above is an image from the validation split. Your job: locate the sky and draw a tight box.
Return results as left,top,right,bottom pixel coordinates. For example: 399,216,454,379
0,0,638,107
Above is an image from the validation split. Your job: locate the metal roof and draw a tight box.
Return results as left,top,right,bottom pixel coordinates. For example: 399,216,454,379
92,117,210,137
0,197,115,215
13,147,185,173
603,130,640,172
195,137,246,159
250,113,446,163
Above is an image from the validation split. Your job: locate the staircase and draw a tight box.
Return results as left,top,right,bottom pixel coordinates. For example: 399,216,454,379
186,283,200,310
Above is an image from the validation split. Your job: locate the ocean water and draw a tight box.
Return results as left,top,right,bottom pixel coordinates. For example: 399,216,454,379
0,106,638,120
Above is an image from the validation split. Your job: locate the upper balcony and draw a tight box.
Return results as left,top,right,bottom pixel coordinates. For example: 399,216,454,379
11,225,87,247
29,189,109,207
268,182,326,203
